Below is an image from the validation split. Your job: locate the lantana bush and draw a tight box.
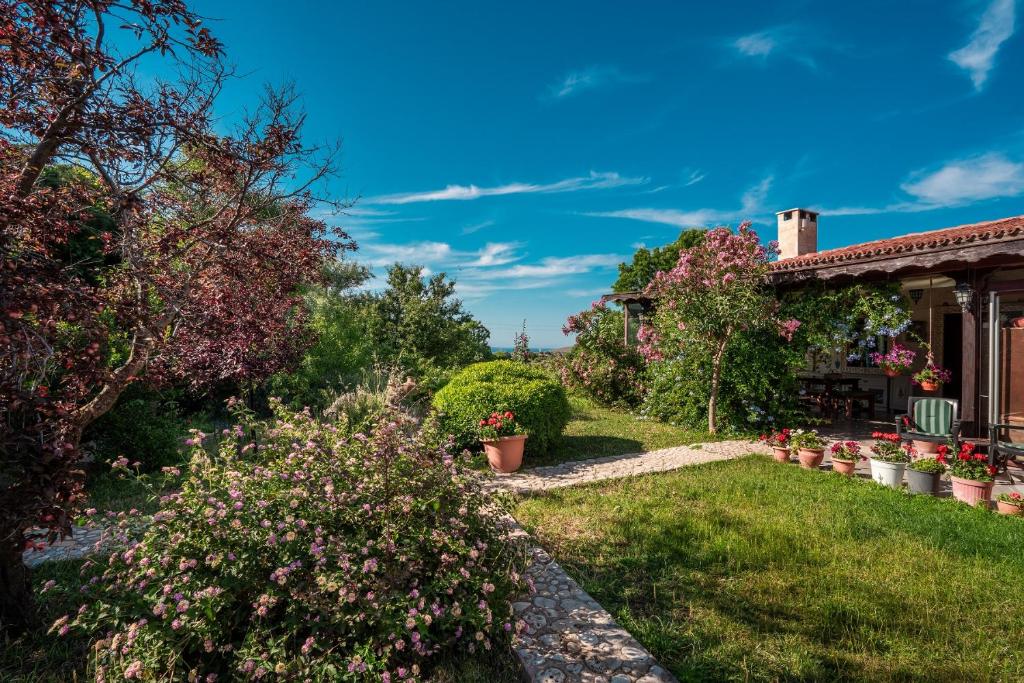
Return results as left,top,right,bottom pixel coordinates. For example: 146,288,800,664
55,400,528,681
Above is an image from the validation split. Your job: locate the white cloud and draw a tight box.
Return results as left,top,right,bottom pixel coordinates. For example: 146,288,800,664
367,171,648,205
901,152,1024,205
469,242,523,267
584,176,774,228
484,254,624,280
814,152,1024,216
360,241,454,267
460,219,495,235
734,30,778,57
547,65,648,99
949,0,1016,90
684,169,707,186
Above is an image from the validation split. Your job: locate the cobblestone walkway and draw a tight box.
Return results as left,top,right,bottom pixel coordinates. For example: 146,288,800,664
493,440,769,494
22,525,113,568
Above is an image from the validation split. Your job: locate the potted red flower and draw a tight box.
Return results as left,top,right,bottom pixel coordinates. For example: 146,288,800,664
996,492,1024,516
912,363,952,393
790,429,826,469
947,442,997,507
869,343,916,378
759,428,793,463
478,410,527,473
829,440,861,476
868,431,911,489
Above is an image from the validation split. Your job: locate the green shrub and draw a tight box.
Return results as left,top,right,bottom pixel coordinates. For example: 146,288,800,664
432,360,571,455
59,402,528,681
83,386,185,471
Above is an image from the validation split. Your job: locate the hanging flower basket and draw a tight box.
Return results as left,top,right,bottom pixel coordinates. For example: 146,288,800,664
912,363,951,393
870,343,916,378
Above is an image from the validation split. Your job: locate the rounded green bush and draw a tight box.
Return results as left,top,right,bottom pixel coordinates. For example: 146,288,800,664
432,360,571,455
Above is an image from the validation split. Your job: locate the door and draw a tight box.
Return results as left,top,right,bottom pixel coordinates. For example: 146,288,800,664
942,313,963,401
985,289,1024,441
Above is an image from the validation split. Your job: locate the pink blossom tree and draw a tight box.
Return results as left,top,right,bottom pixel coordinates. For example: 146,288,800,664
639,222,799,433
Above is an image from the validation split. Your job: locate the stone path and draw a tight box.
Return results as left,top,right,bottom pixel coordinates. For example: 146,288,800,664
493,440,770,494
22,524,112,568
507,523,678,683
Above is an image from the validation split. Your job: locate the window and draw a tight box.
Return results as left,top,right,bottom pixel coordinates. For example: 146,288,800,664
783,211,793,220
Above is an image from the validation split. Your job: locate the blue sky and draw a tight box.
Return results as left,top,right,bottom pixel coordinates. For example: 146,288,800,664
194,0,1024,347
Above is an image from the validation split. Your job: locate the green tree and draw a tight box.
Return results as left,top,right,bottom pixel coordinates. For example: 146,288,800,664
367,264,492,377
612,228,705,292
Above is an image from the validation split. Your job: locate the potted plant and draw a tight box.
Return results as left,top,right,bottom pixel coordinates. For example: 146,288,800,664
829,440,861,476
478,411,527,473
995,491,1024,516
869,343,916,378
790,429,826,470
906,455,945,495
868,431,910,489
912,363,952,393
759,428,793,463
947,442,997,507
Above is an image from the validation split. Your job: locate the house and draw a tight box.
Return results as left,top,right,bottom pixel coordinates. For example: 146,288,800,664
605,210,1024,438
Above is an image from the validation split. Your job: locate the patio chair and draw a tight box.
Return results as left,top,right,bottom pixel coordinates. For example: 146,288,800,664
988,422,1024,473
895,397,961,448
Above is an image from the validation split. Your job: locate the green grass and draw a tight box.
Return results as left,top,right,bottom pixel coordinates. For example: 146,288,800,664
515,456,1024,682
521,396,716,468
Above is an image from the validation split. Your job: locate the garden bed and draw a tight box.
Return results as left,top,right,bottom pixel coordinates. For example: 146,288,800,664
515,456,1024,681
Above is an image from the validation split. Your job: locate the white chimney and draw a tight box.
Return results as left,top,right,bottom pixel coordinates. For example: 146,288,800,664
776,208,818,260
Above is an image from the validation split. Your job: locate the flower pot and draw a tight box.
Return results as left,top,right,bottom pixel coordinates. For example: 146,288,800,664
481,435,527,473
912,440,939,455
906,468,941,495
798,447,824,470
1011,316,1024,329
996,500,1024,516
831,458,857,476
883,367,902,378
869,458,906,489
772,446,791,463
918,381,940,392
950,476,994,507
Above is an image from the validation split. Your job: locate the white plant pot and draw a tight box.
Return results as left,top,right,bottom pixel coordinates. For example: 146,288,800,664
869,458,906,489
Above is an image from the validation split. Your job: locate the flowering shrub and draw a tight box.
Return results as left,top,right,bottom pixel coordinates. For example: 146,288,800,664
55,401,528,681
830,440,862,462
996,491,1023,507
639,222,797,433
559,301,646,407
869,343,916,376
790,429,826,450
433,360,570,455
870,432,911,463
912,363,952,387
477,411,523,441
943,442,996,482
759,427,792,449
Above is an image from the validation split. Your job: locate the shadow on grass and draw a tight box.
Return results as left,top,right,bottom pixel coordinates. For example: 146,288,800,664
527,435,645,468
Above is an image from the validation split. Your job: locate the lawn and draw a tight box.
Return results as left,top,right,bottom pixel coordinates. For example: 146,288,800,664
523,396,717,468
515,456,1024,682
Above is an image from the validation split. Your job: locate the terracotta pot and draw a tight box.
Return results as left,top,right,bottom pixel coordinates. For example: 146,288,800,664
798,447,825,470
918,381,940,392
996,500,1023,516
883,367,902,378
772,446,791,463
831,458,857,476
906,468,941,495
869,458,906,488
481,435,527,473
950,476,994,507
912,440,939,455
1011,317,1024,329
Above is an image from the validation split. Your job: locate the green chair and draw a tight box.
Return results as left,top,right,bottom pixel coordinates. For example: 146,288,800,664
895,397,961,448
988,423,1024,473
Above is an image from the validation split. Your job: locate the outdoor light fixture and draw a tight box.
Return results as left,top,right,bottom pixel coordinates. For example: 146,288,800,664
953,281,975,313
908,288,924,304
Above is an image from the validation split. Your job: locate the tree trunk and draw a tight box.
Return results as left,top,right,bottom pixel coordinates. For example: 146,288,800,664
707,341,727,435
0,535,34,634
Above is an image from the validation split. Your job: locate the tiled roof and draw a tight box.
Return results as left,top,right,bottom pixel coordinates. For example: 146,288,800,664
772,214,1024,272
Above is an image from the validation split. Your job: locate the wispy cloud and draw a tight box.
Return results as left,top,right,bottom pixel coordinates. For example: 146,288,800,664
460,219,495,235
367,171,648,205
684,169,707,186
949,0,1016,91
546,65,649,99
584,175,773,228
730,25,831,70
817,152,1024,216
484,254,624,280
469,242,523,267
